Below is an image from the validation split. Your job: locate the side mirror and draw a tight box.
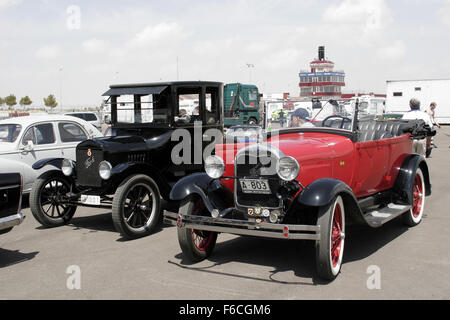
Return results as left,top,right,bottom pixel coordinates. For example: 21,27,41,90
22,140,34,151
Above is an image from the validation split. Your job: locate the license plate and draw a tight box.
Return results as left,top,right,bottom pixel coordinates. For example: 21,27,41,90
80,195,101,206
239,179,271,194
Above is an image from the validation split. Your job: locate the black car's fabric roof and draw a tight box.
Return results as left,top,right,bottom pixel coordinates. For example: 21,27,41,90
102,86,168,96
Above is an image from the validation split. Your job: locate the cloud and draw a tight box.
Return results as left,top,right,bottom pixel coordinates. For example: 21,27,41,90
438,0,450,27
0,0,22,9
82,39,109,54
321,0,393,44
35,45,62,59
126,22,184,48
377,40,406,60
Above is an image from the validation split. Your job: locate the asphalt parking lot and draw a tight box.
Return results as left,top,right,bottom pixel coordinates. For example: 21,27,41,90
1,128,450,300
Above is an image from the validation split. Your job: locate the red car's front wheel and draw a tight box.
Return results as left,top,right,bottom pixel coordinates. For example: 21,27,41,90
316,195,346,280
177,195,217,263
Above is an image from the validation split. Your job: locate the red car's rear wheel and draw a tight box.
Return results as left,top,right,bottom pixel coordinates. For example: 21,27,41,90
316,195,346,280
403,168,425,227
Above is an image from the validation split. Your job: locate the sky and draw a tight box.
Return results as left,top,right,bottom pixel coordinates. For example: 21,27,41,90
1,0,450,107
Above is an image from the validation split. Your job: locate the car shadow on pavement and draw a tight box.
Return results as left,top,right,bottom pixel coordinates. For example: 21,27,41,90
0,248,38,268
169,216,410,285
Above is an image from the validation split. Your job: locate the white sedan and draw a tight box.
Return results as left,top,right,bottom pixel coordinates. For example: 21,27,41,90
0,114,103,193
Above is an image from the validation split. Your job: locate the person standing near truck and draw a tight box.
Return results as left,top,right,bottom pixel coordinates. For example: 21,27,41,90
279,109,286,128
426,102,440,148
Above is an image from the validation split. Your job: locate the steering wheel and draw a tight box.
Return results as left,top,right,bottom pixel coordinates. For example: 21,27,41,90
322,115,352,129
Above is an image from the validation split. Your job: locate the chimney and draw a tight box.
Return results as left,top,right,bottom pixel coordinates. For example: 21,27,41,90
318,46,325,61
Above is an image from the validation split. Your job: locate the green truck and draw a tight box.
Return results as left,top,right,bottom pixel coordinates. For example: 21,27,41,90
223,83,261,127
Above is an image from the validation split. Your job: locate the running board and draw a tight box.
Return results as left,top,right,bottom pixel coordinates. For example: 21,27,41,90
363,204,411,227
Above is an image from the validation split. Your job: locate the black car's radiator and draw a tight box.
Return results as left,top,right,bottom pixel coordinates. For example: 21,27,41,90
76,148,103,187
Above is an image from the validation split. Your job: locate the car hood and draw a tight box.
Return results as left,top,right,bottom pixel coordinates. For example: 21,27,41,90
267,132,354,162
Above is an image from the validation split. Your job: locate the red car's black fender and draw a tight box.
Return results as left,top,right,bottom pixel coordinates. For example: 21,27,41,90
170,173,234,213
393,154,431,205
296,178,367,225
32,158,66,170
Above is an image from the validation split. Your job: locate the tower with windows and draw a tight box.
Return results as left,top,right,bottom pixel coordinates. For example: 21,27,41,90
299,46,345,98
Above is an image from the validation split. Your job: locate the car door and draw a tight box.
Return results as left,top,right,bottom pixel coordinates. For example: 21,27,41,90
56,121,88,160
20,122,59,191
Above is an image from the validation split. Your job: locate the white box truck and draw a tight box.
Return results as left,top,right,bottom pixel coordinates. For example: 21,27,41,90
386,79,450,124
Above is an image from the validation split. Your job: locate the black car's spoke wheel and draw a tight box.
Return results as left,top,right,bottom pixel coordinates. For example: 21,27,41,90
30,171,77,227
403,168,425,227
112,174,161,240
315,195,345,280
177,195,217,263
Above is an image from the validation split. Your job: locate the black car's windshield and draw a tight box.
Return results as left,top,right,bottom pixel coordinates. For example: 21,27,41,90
0,124,22,142
108,88,171,124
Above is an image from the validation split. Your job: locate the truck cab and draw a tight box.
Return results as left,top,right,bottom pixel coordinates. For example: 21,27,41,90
224,83,260,127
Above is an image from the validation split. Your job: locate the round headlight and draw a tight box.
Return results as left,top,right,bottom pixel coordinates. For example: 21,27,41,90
61,159,73,176
99,161,112,180
204,155,225,179
277,156,300,181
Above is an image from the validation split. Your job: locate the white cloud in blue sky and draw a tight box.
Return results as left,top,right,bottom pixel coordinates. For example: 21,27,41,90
1,0,450,106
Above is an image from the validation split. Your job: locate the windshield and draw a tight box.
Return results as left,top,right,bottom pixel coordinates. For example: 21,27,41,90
288,100,354,131
0,124,22,142
108,88,171,124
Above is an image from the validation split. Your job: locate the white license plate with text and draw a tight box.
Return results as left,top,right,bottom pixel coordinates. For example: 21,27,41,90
239,179,271,194
80,195,101,206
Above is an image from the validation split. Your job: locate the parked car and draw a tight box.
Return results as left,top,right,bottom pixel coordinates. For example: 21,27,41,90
30,81,224,239
65,112,101,130
164,101,432,280
0,115,103,193
224,125,263,143
0,173,25,235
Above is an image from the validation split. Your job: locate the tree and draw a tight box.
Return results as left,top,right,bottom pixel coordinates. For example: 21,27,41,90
19,96,33,107
0,97,4,107
43,94,58,109
5,94,17,108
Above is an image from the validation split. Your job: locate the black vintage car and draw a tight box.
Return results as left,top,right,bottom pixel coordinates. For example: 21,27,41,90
30,81,224,239
0,173,25,235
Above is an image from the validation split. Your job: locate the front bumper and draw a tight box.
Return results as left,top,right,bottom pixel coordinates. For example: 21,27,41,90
164,210,320,241
0,213,26,231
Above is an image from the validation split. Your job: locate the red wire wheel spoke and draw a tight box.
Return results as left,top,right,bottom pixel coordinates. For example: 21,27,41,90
190,199,215,251
331,204,343,267
412,174,423,218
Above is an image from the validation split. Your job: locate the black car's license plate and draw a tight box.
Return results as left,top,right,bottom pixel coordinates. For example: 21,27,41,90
239,179,271,194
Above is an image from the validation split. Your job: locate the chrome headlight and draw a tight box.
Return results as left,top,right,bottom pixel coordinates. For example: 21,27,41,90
277,156,300,181
205,155,225,179
99,161,112,180
61,159,74,176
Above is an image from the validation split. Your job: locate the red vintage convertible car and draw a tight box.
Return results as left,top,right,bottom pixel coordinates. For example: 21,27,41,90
164,101,431,280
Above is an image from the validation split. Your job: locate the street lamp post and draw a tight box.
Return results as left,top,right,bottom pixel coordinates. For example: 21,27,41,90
59,67,63,113
246,63,254,83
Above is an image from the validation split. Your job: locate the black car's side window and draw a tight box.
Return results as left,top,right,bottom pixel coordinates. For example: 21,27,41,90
58,122,88,143
206,87,219,125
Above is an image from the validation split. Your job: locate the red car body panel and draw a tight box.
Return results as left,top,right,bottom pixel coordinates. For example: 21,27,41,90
215,131,412,200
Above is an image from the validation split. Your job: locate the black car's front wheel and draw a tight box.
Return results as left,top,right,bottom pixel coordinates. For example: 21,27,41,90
30,171,77,227
177,195,217,263
112,174,161,239
315,195,346,280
